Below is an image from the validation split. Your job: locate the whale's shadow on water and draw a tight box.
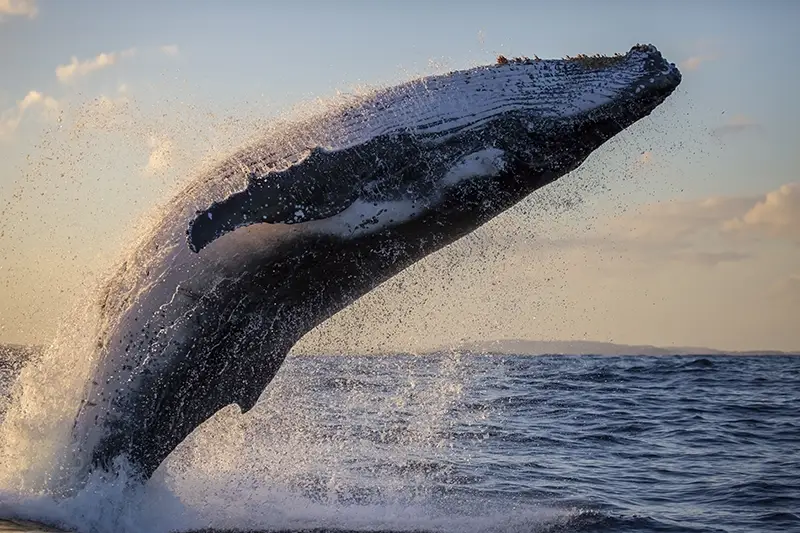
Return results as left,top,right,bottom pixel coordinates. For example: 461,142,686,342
55,45,684,493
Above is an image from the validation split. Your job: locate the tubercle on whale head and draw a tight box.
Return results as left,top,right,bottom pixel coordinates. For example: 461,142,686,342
479,43,681,181
487,43,680,110
494,43,671,68
186,44,681,254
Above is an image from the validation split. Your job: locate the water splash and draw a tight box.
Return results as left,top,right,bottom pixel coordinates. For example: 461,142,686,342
0,351,574,533
0,50,691,532
0,288,103,493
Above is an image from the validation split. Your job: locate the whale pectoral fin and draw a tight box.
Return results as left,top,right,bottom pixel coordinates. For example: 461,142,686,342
187,146,374,253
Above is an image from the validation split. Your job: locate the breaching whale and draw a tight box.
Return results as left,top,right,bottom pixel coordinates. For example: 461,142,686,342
67,44,681,485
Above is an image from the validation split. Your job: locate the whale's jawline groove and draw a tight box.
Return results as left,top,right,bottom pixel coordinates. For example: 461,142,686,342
66,44,681,487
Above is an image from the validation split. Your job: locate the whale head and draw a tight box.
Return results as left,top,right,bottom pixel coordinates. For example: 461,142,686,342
187,44,681,252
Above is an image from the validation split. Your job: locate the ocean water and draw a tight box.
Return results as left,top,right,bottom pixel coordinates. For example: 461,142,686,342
1,351,798,533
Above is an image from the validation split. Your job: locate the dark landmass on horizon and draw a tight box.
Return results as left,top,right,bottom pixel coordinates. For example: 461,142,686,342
444,339,799,357
1,341,798,367
293,339,798,357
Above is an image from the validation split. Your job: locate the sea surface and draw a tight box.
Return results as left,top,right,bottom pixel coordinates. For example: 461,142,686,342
1,351,799,533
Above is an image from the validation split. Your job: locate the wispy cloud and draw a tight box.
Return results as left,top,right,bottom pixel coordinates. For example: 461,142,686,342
769,273,800,305
569,183,800,264
680,40,721,72
633,150,653,169
68,85,175,175
679,250,751,266
143,136,174,175
724,183,800,242
56,48,136,83
712,114,763,137
601,194,755,244
535,186,800,268
72,87,132,133
0,90,58,140
0,0,38,21
160,44,180,57
681,54,716,71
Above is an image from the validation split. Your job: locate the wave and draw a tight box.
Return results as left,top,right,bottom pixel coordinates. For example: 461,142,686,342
0,488,685,533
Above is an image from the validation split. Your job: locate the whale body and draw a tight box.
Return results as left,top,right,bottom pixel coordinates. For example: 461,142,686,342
68,45,681,484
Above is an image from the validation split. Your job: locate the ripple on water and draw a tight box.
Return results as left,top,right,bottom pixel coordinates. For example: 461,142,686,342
0,353,798,533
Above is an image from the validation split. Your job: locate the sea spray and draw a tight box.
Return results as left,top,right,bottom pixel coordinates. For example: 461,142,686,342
0,70,449,500
158,352,478,531
0,48,694,533
0,91,279,495
0,286,104,493
0,460,198,533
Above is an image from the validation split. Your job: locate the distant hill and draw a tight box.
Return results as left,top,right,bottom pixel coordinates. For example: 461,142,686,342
2,341,795,365
447,339,798,356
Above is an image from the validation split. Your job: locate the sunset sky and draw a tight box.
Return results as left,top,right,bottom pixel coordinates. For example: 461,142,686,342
1,0,798,352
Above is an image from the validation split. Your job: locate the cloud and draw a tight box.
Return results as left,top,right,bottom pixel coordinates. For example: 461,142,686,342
529,187,800,268
712,114,763,137
68,87,174,176
93,94,129,114
681,54,715,71
56,48,136,83
543,183,800,266
160,44,180,57
550,185,800,253
769,273,800,305
599,194,755,244
631,150,653,171
144,136,174,175
680,39,722,72
0,90,58,139
673,250,751,266
724,183,800,242
0,0,38,21
71,92,132,133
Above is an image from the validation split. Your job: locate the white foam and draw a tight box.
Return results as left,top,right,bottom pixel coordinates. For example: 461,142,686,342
0,468,199,533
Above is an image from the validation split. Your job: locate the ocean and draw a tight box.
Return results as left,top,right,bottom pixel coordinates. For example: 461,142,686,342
0,350,798,533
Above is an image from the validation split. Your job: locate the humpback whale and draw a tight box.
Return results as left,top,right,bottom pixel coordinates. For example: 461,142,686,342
67,44,681,485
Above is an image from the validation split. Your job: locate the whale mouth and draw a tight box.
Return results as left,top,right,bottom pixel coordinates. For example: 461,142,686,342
186,45,680,254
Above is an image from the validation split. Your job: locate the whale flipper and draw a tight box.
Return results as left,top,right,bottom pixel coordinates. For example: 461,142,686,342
188,136,431,252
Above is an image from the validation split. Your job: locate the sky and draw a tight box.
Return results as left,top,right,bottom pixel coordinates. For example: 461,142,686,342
0,0,798,352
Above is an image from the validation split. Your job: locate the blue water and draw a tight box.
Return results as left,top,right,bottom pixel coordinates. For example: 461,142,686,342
1,352,799,533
